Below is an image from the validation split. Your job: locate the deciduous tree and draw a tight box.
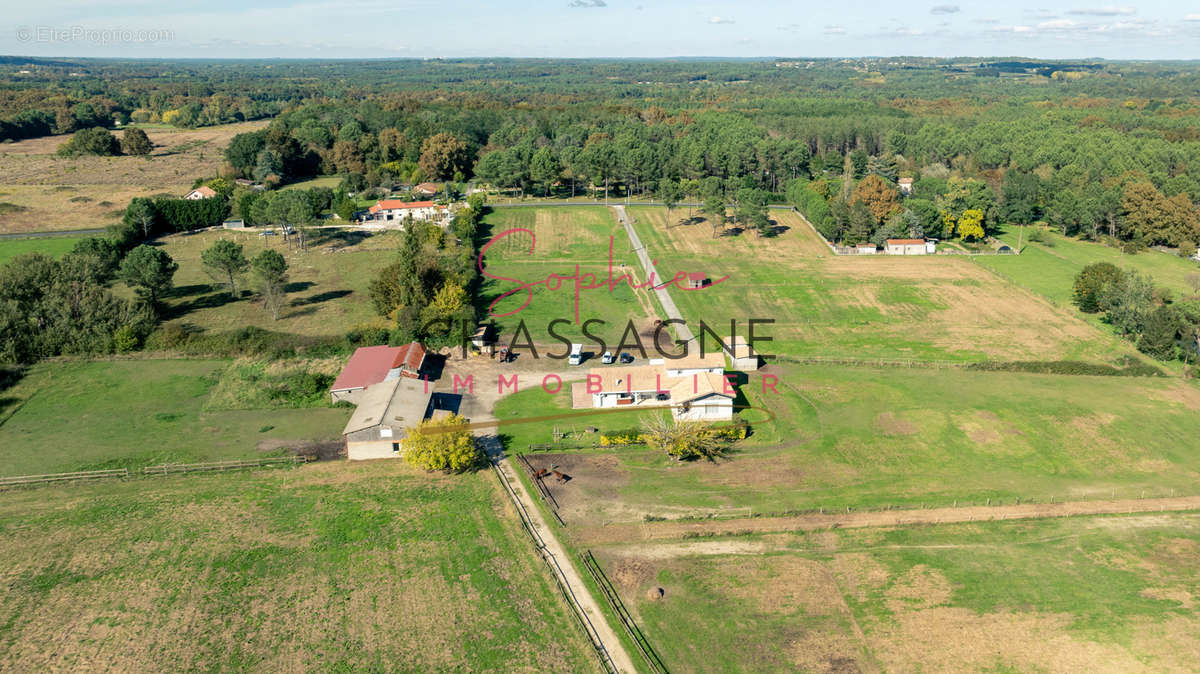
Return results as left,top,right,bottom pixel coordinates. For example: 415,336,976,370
851,174,900,224
403,414,481,472
120,127,153,156
418,132,469,181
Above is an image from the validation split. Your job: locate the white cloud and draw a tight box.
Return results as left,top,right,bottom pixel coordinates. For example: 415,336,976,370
930,4,959,15
1185,14,1200,21
1066,6,1135,16
823,25,846,35
709,16,735,24
567,0,606,7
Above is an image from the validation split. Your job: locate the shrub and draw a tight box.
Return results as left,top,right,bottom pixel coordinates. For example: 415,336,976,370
57,127,120,157
965,360,1163,377
403,415,481,473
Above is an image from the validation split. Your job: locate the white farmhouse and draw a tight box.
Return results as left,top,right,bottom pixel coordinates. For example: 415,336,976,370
365,199,449,225
572,350,736,421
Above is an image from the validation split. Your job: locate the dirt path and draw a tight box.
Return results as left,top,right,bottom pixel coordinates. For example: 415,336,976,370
575,495,1200,545
481,436,637,673
613,205,695,345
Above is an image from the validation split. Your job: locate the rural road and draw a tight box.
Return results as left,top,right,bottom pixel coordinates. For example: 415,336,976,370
575,494,1200,545
479,435,636,673
612,205,695,345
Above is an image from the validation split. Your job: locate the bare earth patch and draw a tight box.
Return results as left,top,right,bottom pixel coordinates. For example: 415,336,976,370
870,607,1149,673
875,412,917,436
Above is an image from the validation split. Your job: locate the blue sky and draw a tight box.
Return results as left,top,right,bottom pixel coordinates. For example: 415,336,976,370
4,1,1200,59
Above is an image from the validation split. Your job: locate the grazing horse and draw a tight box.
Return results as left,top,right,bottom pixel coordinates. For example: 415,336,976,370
533,468,550,479
551,470,570,484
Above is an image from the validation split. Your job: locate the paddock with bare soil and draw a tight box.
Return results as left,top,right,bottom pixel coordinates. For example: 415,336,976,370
588,512,1200,673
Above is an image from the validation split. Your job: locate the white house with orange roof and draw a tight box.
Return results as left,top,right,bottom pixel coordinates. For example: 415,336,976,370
573,349,735,421
365,199,449,225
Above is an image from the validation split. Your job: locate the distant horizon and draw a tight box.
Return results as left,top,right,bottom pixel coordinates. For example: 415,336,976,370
6,54,1200,63
3,1,1198,61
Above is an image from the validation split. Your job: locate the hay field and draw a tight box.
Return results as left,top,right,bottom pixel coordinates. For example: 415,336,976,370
0,461,601,672
0,121,267,233
629,207,1138,364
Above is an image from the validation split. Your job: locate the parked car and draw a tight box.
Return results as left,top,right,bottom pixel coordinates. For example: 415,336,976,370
619,352,635,364
601,351,615,364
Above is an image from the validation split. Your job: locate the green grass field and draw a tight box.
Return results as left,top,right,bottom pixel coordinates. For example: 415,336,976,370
978,226,1200,306
479,206,663,346
0,236,85,265
153,228,400,339
0,461,600,671
628,207,1137,365
0,359,350,475
508,362,1200,525
597,513,1199,672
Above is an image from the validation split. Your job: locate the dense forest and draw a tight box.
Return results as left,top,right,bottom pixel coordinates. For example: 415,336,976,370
5,56,1200,363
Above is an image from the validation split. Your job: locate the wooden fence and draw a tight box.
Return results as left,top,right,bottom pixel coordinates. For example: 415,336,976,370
526,442,608,453
518,454,561,511
488,461,618,674
581,550,669,674
142,456,307,475
0,468,129,489
0,456,309,490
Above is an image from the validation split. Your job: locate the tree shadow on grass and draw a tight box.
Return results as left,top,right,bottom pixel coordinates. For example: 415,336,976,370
311,230,373,248
0,367,27,425
167,283,216,299
283,281,316,294
167,289,241,318
290,289,352,306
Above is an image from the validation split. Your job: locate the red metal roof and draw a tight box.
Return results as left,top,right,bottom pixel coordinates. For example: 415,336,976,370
687,272,706,281
886,238,927,245
330,343,425,392
369,200,436,213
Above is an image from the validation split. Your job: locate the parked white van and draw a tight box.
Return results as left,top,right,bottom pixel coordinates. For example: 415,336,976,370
568,343,583,366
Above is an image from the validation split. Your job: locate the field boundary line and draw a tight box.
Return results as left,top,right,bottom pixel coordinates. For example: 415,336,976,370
0,456,308,490
577,495,1200,544
581,550,670,674
483,436,634,673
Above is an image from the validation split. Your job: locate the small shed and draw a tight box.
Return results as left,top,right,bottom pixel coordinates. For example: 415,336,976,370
886,238,928,256
898,177,914,195
725,336,760,371
686,272,707,289
856,243,878,255
222,218,247,230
